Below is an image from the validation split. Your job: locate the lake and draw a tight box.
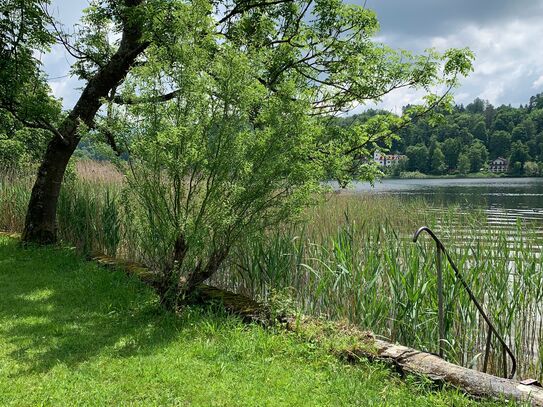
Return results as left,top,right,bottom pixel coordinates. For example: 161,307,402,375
348,177,543,227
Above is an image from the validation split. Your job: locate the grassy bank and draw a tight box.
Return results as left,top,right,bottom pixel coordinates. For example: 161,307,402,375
2,162,543,380
0,236,506,406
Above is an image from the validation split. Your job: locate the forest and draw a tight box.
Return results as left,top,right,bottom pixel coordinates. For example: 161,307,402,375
338,93,543,177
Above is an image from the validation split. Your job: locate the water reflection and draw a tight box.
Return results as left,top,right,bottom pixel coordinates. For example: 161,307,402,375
351,178,543,212
348,177,543,220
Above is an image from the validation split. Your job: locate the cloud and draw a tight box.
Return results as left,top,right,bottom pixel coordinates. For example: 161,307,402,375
48,76,83,108
431,18,543,106
41,0,87,108
364,0,543,40
42,43,83,108
372,88,426,114
533,75,543,89
358,1,543,111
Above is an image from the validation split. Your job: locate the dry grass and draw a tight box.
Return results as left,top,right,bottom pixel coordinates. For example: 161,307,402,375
75,160,125,184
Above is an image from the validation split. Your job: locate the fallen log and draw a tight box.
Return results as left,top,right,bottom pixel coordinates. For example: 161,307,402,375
91,253,161,285
193,284,271,324
340,338,543,406
0,231,21,239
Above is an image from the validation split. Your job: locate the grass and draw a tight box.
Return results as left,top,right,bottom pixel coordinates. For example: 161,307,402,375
2,161,543,381
0,235,509,406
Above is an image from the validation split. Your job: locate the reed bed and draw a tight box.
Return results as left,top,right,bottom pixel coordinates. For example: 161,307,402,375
1,162,543,380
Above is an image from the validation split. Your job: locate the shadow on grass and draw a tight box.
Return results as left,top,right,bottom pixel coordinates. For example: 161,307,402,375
0,238,194,375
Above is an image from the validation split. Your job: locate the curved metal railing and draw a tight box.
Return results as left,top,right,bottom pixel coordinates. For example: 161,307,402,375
413,226,516,379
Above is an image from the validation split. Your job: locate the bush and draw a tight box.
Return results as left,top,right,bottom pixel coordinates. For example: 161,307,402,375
399,171,429,179
524,161,540,177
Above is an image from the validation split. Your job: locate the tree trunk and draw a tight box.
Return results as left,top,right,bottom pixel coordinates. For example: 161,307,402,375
21,136,77,243
157,248,230,310
21,0,148,244
185,248,229,290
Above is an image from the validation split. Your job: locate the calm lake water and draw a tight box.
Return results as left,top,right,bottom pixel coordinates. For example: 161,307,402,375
350,177,543,226
354,177,543,377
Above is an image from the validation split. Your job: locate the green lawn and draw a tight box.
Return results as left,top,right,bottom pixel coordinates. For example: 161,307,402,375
0,236,509,406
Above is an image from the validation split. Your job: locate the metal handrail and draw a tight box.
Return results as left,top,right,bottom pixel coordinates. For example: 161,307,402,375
413,226,517,379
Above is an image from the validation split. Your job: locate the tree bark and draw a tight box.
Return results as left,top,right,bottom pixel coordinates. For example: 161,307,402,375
185,248,230,290
21,136,77,243
21,0,148,244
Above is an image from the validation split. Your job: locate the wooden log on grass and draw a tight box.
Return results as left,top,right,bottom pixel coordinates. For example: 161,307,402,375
344,338,543,406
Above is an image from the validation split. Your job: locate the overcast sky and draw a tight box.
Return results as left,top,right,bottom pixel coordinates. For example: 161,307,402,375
42,0,543,112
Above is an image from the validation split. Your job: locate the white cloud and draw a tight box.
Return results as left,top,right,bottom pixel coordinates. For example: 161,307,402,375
372,88,425,114
480,81,505,102
533,74,543,89
48,76,82,108
48,79,68,97
366,17,543,112
427,19,543,106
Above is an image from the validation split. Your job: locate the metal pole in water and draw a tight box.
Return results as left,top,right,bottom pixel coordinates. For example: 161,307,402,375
483,325,492,373
436,243,445,359
413,226,517,379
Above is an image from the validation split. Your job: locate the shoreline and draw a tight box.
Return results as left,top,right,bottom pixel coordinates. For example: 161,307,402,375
383,173,532,180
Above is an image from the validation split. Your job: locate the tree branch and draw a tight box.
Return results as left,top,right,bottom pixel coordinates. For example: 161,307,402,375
112,89,181,105
217,0,294,25
0,101,68,145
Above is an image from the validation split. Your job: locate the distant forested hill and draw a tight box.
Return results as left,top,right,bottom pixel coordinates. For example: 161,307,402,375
336,93,543,176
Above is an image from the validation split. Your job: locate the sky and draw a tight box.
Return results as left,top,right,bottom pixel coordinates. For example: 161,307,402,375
42,0,543,112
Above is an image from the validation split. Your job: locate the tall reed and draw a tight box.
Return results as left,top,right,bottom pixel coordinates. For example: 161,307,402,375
217,196,543,380
2,163,543,379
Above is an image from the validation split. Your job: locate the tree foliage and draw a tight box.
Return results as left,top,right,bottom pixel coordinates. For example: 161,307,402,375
0,112,50,169
0,0,60,144
1,0,474,299
457,152,470,175
466,140,488,172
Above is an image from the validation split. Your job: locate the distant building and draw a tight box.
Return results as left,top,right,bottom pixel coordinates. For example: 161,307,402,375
489,157,508,173
373,151,407,167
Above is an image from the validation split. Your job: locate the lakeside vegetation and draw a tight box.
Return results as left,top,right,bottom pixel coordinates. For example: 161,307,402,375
2,0,539,404
0,235,512,406
385,170,501,179
3,163,543,381
385,170,530,179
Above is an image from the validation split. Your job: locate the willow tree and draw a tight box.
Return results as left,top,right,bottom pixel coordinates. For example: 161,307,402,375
0,0,472,246
95,0,471,305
